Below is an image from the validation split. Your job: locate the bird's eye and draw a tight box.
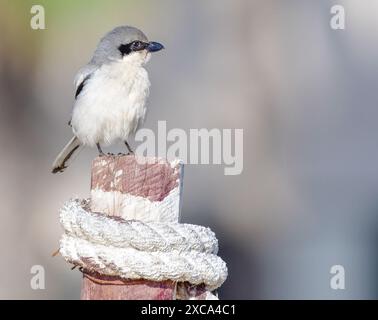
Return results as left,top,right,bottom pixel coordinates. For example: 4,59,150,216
132,41,143,50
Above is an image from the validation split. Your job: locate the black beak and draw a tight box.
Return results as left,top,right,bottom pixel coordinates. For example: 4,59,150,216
147,41,164,52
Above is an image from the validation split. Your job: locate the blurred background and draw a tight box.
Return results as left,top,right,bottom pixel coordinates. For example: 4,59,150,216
0,0,377,299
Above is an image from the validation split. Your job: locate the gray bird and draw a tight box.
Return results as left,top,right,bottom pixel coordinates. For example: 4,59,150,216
52,26,164,173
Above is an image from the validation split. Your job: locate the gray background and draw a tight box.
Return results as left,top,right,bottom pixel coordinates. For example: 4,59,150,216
0,0,377,299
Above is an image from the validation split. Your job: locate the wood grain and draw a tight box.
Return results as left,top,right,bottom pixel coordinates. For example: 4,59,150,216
91,155,180,201
81,272,175,300
81,155,182,300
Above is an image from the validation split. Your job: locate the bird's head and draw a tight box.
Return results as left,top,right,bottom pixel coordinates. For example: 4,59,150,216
91,26,164,67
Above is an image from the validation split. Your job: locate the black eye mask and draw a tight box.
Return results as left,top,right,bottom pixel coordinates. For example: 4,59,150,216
118,41,148,56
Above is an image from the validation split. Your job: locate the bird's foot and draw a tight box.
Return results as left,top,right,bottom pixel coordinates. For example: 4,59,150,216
96,143,105,156
107,152,115,156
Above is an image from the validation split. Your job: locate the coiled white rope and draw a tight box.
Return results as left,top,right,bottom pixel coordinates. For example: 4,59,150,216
59,199,228,293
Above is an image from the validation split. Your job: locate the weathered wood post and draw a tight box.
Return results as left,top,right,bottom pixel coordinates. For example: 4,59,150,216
58,155,227,300
81,155,183,300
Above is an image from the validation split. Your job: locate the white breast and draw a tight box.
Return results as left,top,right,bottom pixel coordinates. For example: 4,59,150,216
71,59,150,147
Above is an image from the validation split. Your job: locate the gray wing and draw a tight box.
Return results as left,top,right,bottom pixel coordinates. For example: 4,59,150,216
73,64,98,98
68,64,98,126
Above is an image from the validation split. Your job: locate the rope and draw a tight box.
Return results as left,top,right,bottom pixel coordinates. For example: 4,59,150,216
59,199,228,295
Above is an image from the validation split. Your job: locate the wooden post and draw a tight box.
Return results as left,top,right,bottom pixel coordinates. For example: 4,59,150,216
80,155,183,300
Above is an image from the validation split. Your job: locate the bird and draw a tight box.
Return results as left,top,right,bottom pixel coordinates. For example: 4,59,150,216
51,26,164,173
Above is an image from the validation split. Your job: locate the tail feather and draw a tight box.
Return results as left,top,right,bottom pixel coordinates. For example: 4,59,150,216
52,136,82,173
